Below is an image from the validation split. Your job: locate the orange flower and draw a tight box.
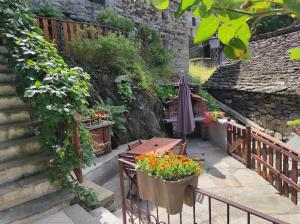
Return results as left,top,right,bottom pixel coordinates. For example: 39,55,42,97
169,161,175,167
159,163,167,169
197,167,203,173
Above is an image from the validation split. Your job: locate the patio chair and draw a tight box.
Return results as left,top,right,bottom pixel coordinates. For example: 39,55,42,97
128,139,142,151
118,153,138,198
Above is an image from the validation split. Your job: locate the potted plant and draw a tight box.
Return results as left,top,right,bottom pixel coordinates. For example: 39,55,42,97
135,153,203,214
203,111,225,128
81,110,114,156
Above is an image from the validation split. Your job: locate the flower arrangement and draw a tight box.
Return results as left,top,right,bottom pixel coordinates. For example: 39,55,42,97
204,111,225,127
135,153,203,181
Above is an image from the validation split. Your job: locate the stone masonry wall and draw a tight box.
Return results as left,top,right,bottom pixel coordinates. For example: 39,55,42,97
29,0,189,75
209,90,300,140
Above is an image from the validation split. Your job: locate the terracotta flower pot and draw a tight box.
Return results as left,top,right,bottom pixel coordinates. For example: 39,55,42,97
137,169,199,215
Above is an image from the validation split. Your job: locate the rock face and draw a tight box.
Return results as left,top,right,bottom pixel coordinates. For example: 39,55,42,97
204,25,300,138
89,70,165,146
29,0,189,76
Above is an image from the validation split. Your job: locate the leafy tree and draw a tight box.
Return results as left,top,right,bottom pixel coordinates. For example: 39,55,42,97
144,0,300,61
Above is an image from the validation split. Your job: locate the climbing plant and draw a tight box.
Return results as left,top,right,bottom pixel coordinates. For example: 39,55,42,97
0,0,98,204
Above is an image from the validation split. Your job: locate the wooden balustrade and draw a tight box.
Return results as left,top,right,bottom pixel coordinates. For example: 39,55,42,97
35,16,129,54
227,121,300,204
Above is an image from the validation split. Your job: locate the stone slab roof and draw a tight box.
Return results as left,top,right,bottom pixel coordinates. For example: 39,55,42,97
204,25,300,96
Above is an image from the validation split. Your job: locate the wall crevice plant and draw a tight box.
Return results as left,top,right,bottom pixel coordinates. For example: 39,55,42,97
0,0,98,205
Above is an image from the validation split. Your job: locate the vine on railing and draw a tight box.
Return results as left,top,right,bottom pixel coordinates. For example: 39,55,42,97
0,0,98,204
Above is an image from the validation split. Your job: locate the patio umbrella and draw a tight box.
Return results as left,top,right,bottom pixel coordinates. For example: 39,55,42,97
175,74,195,140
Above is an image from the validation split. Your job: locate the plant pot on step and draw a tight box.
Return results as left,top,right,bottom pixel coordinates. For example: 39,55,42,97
137,169,199,215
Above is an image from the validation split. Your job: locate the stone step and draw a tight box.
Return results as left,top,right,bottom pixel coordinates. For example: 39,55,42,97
0,72,16,83
0,83,17,96
0,190,74,224
0,54,8,64
0,46,8,55
64,204,98,224
0,136,40,163
80,180,115,211
90,207,122,224
0,173,59,211
0,107,31,126
0,96,25,110
0,153,50,185
0,120,40,143
0,64,9,73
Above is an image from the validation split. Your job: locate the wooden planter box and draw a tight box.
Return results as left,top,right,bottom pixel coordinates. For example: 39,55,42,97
82,118,114,156
137,169,199,214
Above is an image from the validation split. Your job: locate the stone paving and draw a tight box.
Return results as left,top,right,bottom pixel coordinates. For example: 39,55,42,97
104,138,300,224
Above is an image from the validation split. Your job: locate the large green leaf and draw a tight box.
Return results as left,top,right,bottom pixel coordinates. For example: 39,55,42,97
194,15,219,43
151,0,169,10
218,24,235,44
236,23,251,45
203,0,213,10
224,37,247,59
177,0,199,16
288,48,300,60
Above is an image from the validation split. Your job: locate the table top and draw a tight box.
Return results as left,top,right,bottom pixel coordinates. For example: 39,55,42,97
128,137,181,156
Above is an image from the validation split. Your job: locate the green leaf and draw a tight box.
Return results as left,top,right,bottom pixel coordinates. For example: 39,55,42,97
177,0,199,17
194,16,219,43
203,0,213,10
218,24,235,44
284,0,300,17
236,23,251,45
151,0,169,10
288,48,300,60
34,80,42,88
224,37,247,59
287,119,300,126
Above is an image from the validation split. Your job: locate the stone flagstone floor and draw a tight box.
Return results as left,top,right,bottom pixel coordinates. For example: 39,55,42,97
104,138,300,224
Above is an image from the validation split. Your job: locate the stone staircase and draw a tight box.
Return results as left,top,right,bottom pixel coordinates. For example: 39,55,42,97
0,45,73,224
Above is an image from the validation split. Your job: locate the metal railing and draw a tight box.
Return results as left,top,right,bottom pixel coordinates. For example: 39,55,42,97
118,158,288,224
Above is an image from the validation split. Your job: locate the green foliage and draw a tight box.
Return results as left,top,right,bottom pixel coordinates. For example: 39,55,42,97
155,85,177,102
249,15,294,34
199,89,219,111
137,23,172,76
150,0,300,61
96,9,134,33
0,0,96,203
32,3,64,19
93,103,127,136
71,33,140,72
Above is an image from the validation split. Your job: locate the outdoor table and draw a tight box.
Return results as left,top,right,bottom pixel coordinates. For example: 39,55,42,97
127,137,181,156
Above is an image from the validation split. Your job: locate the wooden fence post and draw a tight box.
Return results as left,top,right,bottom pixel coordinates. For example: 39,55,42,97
73,113,83,183
245,125,251,168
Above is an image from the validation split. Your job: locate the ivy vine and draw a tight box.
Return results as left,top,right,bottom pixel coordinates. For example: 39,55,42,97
0,0,98,204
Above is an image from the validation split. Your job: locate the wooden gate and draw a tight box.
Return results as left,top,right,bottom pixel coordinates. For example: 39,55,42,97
227,121,250,164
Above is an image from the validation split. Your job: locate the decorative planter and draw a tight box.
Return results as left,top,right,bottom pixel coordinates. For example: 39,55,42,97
81,118,114,156
137,169,199,215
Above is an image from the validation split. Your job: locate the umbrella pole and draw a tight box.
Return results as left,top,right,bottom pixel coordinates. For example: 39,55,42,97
183,134,187,155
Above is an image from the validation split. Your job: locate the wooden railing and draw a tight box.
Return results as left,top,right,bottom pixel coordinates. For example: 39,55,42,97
118,158,289,224
35,16,129,54
227,121,300,204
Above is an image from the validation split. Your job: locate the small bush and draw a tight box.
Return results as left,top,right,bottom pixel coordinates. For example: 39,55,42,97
137,23,172,76
32,3,64,19
189,62,216,85
70,33,140,71
199,89,219,111
155,85,177,102
96,9,134,33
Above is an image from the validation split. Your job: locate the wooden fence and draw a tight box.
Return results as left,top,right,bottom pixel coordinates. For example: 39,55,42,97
35,16,129,54
227,121,300,204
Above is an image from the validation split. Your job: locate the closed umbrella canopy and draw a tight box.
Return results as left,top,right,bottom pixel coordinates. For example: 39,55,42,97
176,74,195,136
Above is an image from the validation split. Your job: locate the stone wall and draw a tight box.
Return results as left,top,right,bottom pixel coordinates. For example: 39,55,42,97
209,90,300,140
29,0,189,75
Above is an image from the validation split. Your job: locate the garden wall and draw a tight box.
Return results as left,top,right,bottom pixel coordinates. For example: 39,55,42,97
208,90,300,140
29,0,189,75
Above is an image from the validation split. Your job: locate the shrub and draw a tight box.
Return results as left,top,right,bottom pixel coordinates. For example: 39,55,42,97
136,153,203,181
155,85,177,102
96,9,134,33
32,3,64,19
137,23,172,76
71,33,140,71
199,89,219,111
189,62,216,85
